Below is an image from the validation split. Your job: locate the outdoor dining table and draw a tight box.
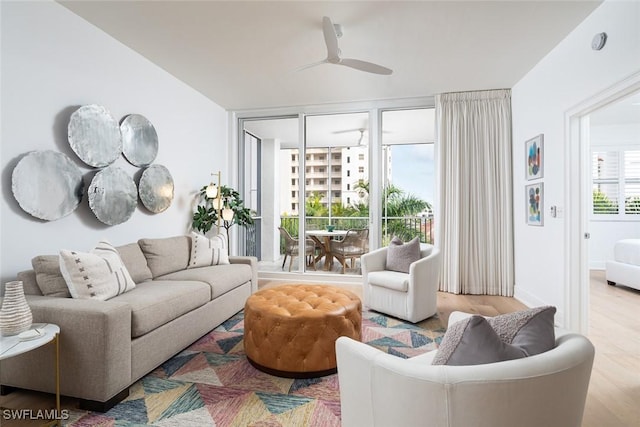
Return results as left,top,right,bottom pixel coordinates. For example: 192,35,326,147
305,229,348,271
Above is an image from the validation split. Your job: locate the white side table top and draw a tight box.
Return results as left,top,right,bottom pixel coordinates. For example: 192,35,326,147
0,323,60,360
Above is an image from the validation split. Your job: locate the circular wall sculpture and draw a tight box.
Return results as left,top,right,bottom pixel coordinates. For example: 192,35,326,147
88,166,137,225
138,164,174,213
120,114,159,167
68,104,122,168
11,150,84,221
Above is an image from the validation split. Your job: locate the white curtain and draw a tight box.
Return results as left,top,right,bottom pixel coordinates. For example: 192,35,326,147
436,89,514,296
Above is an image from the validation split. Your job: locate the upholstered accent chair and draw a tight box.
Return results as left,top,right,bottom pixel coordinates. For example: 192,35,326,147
361,243,440,323
329,228,369,273
278,227,316,271
336,311,595,427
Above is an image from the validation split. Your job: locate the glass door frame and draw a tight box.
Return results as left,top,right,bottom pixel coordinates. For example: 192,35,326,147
233,97,435,280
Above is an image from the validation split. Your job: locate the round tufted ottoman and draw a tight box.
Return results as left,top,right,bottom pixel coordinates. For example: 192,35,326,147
243,284,362,378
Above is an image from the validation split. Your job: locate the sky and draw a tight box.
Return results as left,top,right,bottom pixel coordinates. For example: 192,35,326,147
389,144,435,207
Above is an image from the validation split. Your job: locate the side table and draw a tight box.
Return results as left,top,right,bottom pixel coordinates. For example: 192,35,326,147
0,324,60,426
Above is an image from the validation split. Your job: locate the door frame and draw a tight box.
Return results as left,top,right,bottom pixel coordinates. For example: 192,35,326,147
231,97,435,282
565,71,640,333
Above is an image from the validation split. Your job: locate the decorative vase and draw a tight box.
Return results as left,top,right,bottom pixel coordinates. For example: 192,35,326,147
0,281,33,336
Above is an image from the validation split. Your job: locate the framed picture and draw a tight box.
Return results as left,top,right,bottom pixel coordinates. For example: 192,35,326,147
525,134,544,180
526,182,544,226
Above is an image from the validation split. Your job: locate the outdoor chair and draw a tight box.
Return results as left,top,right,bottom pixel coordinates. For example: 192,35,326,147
278,227,316,271
329,228,369,274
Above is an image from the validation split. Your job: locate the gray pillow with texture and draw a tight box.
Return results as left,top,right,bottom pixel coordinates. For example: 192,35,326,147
488,306,556,356
31,255,70,298
432,316,526,365
117,243,153,283
386,236,421,273
138,236,190,278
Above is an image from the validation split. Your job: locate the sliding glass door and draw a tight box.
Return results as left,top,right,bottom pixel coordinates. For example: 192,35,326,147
237,101,436,277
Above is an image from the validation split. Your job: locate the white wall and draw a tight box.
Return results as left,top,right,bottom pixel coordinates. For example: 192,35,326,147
511,0,640,326
0,1,227,283
589,123,640,269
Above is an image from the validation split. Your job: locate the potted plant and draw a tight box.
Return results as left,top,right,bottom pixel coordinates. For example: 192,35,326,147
192,185,254,236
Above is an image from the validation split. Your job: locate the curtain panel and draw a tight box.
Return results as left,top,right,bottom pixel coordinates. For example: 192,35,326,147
436,89,514,296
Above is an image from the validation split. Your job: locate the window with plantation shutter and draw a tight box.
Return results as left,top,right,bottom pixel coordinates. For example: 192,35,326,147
591,149,640,218
625,150,640,214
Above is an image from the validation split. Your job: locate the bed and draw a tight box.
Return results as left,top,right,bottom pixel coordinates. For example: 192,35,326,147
605,239,640,291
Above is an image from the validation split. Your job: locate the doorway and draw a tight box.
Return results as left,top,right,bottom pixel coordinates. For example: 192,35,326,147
566,72,640,333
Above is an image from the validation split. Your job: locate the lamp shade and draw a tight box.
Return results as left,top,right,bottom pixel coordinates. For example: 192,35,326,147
205,183,218,199
222,207,234,221
211,197,222,210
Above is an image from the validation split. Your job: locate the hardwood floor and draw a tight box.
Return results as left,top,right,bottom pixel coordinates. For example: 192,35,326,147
583,270,640,427
2,274,638,426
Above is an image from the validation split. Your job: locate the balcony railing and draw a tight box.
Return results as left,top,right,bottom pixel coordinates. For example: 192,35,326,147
279,215,434,245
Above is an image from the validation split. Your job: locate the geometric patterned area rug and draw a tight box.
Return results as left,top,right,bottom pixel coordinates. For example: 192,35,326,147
68,310,445,427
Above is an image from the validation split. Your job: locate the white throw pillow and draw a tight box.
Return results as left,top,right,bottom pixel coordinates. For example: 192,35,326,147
188,232,230,268
59,240,136,300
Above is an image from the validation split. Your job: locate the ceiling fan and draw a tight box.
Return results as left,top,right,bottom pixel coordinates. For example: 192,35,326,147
298,16,393,75
333,128,367,145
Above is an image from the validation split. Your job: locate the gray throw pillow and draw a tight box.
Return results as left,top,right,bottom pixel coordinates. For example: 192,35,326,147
432,315,526,365
487,306,556,356
117,243,153,283
138,236,191,278
386,236,421,273
432,306,557,366
31,255,71,298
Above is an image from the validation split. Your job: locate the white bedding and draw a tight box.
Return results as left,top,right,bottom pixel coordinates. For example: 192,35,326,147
614,239,640,267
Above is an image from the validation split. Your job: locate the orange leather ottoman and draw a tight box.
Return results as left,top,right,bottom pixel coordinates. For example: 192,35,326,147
244,284,361,378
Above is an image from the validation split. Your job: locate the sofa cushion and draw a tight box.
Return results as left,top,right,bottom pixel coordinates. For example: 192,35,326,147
386,236,421,273
188,232,230,268
59,240,136,301
368,270,409,292
113,280,210,338
116,243,153,283
432,315,526,365
487,306,556,356
31,255,70,298
157,264,252,299
138,236,190,278
17,270,43,296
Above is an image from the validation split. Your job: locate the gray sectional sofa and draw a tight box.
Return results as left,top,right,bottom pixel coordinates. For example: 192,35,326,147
0,235,257,411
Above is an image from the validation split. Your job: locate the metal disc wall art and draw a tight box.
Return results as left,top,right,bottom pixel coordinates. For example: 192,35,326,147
88,166,137,225
11,150,84,221
138,164,174,213
68,105,122,168
120,114,159,167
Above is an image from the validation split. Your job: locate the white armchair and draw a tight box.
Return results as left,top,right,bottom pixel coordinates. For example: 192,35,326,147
336,311,595,427
361,243,440,323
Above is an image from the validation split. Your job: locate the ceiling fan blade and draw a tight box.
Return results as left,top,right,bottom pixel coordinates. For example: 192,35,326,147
295,59,329,72
340,58,393,75
332,128,365,135
322,16,340,59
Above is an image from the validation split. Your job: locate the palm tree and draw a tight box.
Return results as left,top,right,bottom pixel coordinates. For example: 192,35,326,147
355,180,431,243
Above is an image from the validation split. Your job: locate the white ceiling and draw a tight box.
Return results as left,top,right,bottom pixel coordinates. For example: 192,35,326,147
59,0,601,111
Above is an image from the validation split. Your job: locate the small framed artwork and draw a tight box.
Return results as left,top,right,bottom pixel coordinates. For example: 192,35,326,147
525,134,544,180
526,182,544,226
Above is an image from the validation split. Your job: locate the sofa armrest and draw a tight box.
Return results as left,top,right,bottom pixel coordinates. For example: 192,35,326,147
229,256,258,293
1,295,132,403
